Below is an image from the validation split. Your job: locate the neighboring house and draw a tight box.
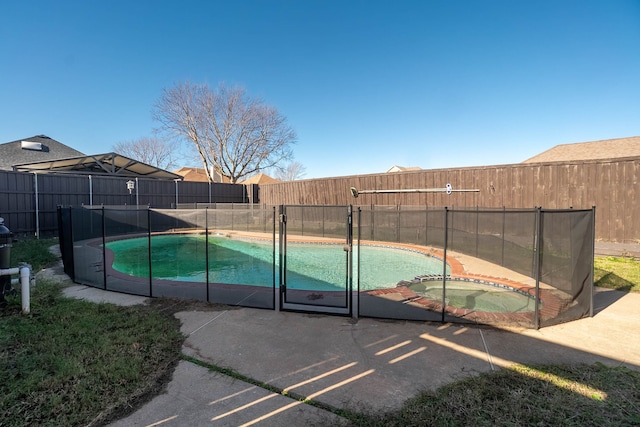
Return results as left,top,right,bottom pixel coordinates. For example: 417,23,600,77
0,135,85,170
173,167,279,184
173,167,231,183
522,136,640,163
173,167,212,182
239,173,280,185
386,165,422,173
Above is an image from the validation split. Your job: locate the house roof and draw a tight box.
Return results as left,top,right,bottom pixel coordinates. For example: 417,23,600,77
173,167,232,183
173,167,212,182
386,165,422,173
173,168,279,184
0,135,85,170
523,136,640,163
13,152,183,180
240,173,280,184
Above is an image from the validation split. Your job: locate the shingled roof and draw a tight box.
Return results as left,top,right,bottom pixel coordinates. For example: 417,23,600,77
386,165,422,173
0,135,86,170
173,167,231,183
523,136,640,163
239,173,280,184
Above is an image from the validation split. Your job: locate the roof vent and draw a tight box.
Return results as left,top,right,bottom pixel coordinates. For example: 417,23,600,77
21,141,43,151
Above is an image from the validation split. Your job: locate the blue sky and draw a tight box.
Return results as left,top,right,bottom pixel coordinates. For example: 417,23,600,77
1,0,639,179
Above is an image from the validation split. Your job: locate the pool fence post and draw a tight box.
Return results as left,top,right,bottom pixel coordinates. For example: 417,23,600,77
533,207,542,329
148,208,153,298
424,208,428,246
174,179,179,208
63,207,74,283
396,205,400,242
353,207,361,320
277,205,286,312
33,172,40,239
589,206,596,318
530,207,538,279
272,206,277,311
475,206,479,258
501,206,506,266
347,205,355,319
101,206,107,290
89,175,93,206
370,204,374,241
442,207,449,323
205,207,210,303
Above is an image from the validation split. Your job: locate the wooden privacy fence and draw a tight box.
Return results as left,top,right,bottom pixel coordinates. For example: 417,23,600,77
257,158,640,243
0,170,253,236
1,157,638,242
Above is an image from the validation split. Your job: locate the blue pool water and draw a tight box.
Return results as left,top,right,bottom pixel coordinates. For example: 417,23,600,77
105,234,448,291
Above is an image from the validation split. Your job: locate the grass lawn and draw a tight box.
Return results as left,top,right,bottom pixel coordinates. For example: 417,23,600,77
0,282,184,426
594,256,640,292
346,364,640,426
1,238,639,426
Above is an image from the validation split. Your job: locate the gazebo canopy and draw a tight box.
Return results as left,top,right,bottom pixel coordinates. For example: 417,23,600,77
12,152,182,180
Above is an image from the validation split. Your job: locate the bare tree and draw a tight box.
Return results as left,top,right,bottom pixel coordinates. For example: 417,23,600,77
153,81,296,183
274,161,307,181
113,136,178,170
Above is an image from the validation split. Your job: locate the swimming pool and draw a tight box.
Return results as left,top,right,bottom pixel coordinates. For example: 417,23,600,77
104,233,543,317
105,234,447,292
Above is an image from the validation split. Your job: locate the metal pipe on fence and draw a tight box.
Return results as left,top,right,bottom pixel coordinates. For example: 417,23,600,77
350,184,479,198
